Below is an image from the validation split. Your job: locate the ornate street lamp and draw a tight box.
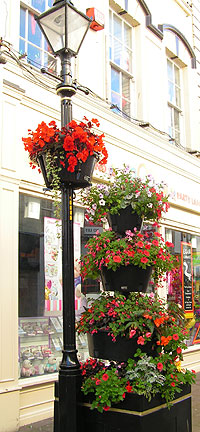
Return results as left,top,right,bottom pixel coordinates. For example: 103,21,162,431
35,3,91,432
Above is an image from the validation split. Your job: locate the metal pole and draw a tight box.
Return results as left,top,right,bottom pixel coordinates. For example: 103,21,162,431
56,52,81,432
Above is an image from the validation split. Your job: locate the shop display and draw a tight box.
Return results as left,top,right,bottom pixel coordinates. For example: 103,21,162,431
18,317,63,378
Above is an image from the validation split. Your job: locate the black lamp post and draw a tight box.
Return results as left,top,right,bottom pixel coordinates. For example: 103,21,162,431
35,2,91,432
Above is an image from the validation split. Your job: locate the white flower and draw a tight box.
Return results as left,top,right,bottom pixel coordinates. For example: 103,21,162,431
99,199,105,206
135,192,140,198
92,204,97,210
147,203,153,208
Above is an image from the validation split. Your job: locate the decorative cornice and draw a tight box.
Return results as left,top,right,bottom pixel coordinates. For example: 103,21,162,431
158,24,196,68
137,0,163,40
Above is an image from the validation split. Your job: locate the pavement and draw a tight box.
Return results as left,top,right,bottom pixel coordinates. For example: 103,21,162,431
19,373,200,432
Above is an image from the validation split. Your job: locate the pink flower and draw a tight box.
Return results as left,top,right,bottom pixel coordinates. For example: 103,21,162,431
173,334,179,341
96,379,101,385
137,336,145,345
145,332,152,338
129,329,136,338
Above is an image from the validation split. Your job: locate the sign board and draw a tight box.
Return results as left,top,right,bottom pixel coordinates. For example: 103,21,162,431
181,242,194,316
193,324,200,344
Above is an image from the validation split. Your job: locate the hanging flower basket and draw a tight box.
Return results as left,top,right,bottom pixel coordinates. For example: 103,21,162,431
80,165,170,225
38,152,97,189
101,264,152,293
80,229,177,286
22,117,108,191
87,329,157,361
107,205,143,235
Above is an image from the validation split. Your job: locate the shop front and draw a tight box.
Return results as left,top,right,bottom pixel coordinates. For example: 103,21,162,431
17,152,200,426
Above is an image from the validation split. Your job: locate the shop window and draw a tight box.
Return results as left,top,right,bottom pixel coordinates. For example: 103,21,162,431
18,193,99,378
167,59,182,144
165,228,200,347
19,0,57,72
109,9,132,117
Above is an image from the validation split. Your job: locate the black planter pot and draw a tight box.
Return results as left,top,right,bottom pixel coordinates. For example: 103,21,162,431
87,331,157,362
107,206,142,235
38,153,96,190
79,385,191,432
101,264,152,293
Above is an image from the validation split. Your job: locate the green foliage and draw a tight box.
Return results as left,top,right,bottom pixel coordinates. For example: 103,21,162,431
80,166,170,224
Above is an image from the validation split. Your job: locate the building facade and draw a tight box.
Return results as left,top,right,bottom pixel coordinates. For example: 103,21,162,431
1,0,200,430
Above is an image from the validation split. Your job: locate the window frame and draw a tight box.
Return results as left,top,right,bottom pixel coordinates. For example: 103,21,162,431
109,8,134,117
19,0,57,72
167,58,183,145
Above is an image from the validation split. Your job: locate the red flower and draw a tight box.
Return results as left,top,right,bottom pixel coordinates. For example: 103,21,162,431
141,257,148,264
103,406,110,411
113,255,122,263
102,373,109,381
157,362,164,372
176,347,182,354
171,382,175,387
173,334,179,341
96,379,101,385
126,383,133,393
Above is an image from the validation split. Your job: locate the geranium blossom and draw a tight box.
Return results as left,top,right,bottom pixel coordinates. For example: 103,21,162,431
23,117,108,174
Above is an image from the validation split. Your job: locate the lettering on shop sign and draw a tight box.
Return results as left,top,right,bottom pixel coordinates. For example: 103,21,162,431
181,242,194,314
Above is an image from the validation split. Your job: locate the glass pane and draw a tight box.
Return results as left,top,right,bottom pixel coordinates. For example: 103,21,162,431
168,81,174,103
113,14,122,40
122,99,130,116
175,129,180,143
32,0,45,13
111,67,120,93
175,65,180,86
122,74,130,100
113,39,122,66
175,86,181,108
167,60,173,81
28,12,42,47
19,38,25,55
124,23,131,48
109,35,112,61
122,48,131,72
48,0,54,6
44,39,54,54
44,52,57,73
174,109,180,131
27,43,42,68
168,105,173,137
20,7,26,38
111,91,120,111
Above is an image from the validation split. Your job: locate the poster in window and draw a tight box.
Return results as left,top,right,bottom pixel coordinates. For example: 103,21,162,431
44,217,62,312
181,242,194,316
44,217,81,312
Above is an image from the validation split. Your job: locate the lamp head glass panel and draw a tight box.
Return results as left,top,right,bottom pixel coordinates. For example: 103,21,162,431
35,0,91,55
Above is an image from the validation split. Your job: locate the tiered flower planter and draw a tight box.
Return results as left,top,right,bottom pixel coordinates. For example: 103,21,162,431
80,385,192,432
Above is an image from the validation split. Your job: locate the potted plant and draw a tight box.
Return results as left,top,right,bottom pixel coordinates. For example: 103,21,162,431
80,229,177,292
80,166,170,233
22,117,108,216
80,351,195,413
76,291,188,361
